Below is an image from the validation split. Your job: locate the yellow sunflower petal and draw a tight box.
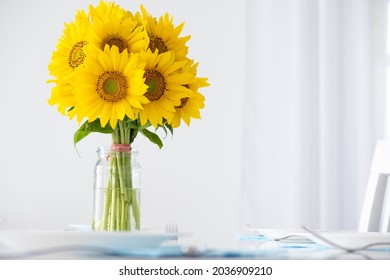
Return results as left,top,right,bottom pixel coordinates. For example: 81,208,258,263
72,42,147,128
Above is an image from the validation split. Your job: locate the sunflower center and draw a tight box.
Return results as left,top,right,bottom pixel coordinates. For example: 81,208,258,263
96,71,127,102
175,97,189,109
149,36,168,53
68,41,87,69
102,35,128,53
103,78,120,95
144,70,166,101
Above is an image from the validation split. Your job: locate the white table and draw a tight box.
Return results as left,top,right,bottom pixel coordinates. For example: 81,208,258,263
1,230,390,260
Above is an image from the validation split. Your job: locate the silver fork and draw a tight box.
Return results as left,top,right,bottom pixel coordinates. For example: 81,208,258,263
247,224,312,242
164,224,209,256
302,225,390,252
165,223,178,246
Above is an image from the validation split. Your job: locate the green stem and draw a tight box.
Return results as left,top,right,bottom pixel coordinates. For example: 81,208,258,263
109,166,117,230
97,120,140,231
100,173,112,230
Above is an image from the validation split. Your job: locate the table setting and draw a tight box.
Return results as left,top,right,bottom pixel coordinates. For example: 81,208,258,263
1,221,390,260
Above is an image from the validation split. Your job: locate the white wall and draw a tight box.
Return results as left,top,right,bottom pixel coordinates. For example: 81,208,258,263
0,0,246,237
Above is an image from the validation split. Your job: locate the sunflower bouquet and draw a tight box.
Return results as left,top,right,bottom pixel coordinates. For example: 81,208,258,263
48,1,208,231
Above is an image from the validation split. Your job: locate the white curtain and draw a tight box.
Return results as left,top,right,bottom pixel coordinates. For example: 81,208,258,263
241,0,387,230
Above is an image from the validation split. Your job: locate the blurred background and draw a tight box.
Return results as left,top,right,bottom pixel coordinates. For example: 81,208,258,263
0,0,388,237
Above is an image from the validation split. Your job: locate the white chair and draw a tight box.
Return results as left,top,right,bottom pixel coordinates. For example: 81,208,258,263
359,140,390,232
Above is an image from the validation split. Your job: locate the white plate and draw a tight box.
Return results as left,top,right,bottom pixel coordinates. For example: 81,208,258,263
0,230,175,252
65,224,158,232
307,231,390,249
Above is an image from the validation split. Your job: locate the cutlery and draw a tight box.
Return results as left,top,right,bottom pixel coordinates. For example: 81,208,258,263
247,224,312,242
302,225,390,252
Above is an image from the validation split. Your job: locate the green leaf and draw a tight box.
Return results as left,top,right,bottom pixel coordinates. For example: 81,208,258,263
165,123,174,136
74,119,114,146
73,129,90,147
141,129,163,149
159,123,173,139
122,117,140,130
160,125,168,138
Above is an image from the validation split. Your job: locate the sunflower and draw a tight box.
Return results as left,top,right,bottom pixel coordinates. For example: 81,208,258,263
136,50,194,128
48,10,89,80
72,45,149,129
88,1,148,54
139,5,190,61
47,81,75,115
170,60,209,128
48,10,89,114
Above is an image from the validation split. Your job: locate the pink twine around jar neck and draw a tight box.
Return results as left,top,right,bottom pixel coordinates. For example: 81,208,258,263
111,144,132,152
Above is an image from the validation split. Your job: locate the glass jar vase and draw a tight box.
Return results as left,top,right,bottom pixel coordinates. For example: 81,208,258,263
92,146,141,231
